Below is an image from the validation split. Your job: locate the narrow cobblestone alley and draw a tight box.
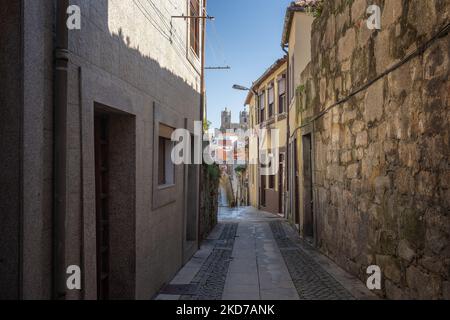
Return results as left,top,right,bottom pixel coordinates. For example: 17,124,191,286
156,207,376,300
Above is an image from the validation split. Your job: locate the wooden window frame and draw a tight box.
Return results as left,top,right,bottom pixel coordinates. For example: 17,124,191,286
158,135,175,186
259,91,265,123
189,0,200,57
278,74,286,114
268,83,274,119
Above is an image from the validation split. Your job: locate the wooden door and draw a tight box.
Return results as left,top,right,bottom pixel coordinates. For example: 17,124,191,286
302,134,314,239
278,154,284,214
294,140,300,225
94,114,110,300
260,174,266,208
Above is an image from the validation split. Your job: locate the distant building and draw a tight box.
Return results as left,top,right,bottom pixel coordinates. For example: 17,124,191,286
220,108,232,131
219,107,248,132
239,110,249,130
246,57,288,216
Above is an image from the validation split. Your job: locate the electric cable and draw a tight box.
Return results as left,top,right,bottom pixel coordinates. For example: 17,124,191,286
290,22,450,138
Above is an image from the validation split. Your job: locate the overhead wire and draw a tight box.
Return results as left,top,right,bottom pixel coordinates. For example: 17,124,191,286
132,0,171,41
131,0,201,78
209,19,228,66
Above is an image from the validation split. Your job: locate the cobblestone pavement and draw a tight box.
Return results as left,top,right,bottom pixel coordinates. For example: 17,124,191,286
269,221,354,300
156,207,375,300
181,223,238,300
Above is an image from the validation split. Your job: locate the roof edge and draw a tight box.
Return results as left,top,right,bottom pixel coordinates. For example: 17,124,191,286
281,2,308,46
244,56,287,105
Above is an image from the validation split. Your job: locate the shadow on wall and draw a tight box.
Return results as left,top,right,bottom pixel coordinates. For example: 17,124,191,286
0,0,205,300
72,0,201,114
67,0,205,300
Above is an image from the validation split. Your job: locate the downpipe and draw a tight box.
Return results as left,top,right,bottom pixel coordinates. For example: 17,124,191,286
281,44,289,219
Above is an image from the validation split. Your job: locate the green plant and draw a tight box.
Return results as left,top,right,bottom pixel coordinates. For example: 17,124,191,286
297,0,324,18
234,165,247,175
203,119,212,132
206,164,220,182
297,84,306,94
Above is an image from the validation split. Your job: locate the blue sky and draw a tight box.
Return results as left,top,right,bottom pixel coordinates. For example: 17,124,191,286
205,0,292,130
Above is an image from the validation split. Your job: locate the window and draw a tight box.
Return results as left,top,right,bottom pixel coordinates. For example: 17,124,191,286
268,83,274,118
259,91,265,123
190,0,200,56
278,74,286,114
269,174,275,189
158,124,175,186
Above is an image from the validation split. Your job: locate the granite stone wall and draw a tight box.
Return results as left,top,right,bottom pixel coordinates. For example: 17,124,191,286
0,0,23,300
64,0,203,299
0,0,54,299
296,0,449,299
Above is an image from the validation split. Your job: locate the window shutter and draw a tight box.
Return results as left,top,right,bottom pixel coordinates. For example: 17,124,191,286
268,85,274,104
259,92,265,109
278,76,286,95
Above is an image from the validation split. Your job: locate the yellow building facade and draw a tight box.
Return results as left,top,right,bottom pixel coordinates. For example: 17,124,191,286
282,4,314,236
246,58,288,215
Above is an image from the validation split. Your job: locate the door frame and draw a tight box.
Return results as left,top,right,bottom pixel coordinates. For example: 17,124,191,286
302,133,314,241
93,104,136,300
278,152,285,215
301,124,316,245
293,138,300,226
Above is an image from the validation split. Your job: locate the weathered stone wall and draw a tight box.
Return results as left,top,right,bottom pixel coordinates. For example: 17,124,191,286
200,164,220,241
297,0,450,299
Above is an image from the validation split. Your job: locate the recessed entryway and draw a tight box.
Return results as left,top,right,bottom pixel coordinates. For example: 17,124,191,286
302,133,314,241
94,105,136,300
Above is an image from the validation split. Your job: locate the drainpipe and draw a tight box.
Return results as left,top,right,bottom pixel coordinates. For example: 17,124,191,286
249,88,259,210
281,44,289,220
198,0,207,248
53,0,69,300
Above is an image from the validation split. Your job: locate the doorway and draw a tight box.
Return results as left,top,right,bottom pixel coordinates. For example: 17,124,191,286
94,107,136,300
260,173,266,208
293,140,300,226
302,133,314,240
278,153,284,214
94,114,110,300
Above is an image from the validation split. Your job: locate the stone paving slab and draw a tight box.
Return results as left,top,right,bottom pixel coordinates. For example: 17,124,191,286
221,219,300,300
